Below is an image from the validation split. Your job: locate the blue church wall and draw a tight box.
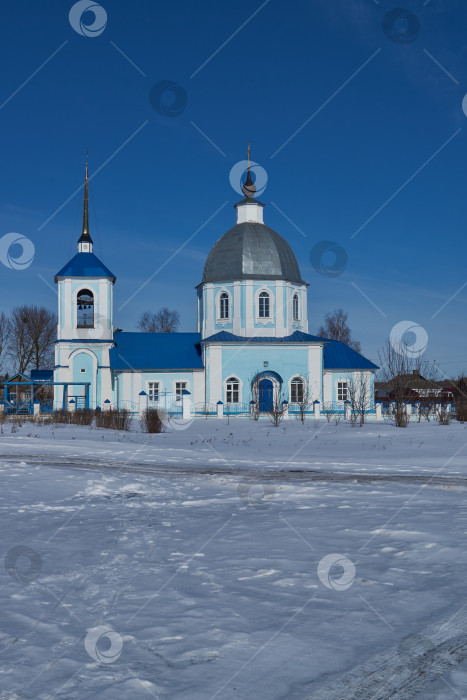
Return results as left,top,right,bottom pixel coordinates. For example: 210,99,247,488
113,371,199,407
206,344,313,405
324,370,375,412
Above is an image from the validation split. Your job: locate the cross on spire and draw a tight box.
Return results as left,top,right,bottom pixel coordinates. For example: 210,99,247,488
78,150,94,253
242,143,256,198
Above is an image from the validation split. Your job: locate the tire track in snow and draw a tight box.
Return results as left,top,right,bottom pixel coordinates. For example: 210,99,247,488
1,454,467,488
305,608,467,699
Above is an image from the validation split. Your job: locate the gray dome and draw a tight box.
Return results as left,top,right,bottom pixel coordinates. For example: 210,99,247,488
202,222,305,285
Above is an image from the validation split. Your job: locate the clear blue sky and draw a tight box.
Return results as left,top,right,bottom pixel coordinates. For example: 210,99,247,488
0,0,466,375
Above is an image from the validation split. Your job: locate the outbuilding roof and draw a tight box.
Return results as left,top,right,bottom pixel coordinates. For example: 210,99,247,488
55,253,116,282
109,332,203,371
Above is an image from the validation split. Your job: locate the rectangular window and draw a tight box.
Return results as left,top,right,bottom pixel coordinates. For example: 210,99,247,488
337,382,348,402
175,382,187,400
80,368,86,373
148,382,159,402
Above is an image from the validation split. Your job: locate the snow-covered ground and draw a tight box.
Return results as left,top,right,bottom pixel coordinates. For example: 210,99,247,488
1,418,467,699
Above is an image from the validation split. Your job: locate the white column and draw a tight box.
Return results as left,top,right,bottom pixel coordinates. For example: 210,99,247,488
68,399,76,413
182,391,192,420
313,400,320,419
33,402,40,417
103,399,111,411
406,402,412,420
376,402,382,420
139,391,149,415
217,401,224,419
249,400,256,419
345,400,351,421
282,400,289,420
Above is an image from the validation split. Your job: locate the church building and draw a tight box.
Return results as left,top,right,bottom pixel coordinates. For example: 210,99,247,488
52,160,377,417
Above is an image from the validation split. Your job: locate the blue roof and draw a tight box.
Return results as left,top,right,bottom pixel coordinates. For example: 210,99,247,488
323,340,378,370
54,252,116,282
203,331,325,343
109,332,203,370
30,369,54,381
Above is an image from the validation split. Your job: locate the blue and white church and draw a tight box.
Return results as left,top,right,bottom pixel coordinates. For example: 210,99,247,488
53,161,377,417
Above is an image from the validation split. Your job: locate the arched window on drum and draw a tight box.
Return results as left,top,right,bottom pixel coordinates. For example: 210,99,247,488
77,289,94,328
293,293,299,321
219,292,229,320
258,291,270,318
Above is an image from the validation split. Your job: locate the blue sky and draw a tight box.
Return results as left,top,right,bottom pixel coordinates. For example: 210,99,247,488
0,0,466,374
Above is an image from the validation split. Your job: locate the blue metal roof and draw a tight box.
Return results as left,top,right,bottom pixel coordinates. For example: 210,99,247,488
203,331,325,343
54,252,116,282
323,340,378,370
109,332,203,370
30,369,54,381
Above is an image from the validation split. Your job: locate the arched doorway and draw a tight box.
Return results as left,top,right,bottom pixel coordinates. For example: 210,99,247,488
258,378,274,412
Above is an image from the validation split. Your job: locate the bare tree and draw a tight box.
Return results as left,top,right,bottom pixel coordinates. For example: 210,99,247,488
0,312,10,374
318,308,361,353
268,383,287,428
138,308,180,333
452,374,467,423
378,339,439,428
8,306,56,373
347,372,372,426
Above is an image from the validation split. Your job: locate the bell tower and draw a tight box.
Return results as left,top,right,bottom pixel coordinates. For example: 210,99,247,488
53,155,116,408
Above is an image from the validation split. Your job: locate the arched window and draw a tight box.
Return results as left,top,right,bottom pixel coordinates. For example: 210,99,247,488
258,291,270,318
290,377,304,403
226,377,239,403
77,289,94,328
220,292,229,320
293,293,299,321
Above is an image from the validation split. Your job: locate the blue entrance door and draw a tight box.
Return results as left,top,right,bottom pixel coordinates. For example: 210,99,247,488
259,378,274,412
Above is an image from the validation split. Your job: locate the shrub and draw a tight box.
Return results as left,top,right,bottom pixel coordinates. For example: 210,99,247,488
70,409,94,426
141,408,165,433
438,408,451,425
95,408,131,431
52,409,71,424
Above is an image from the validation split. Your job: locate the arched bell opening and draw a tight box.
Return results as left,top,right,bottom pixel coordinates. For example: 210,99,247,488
77,289,94,328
